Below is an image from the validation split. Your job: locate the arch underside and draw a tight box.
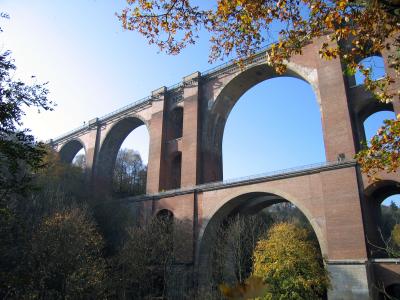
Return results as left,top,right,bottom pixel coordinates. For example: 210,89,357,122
197,190,325,288
59,139,85,163
96,117,146,186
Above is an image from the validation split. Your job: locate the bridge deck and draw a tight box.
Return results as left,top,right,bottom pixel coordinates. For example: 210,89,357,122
123,160,356,203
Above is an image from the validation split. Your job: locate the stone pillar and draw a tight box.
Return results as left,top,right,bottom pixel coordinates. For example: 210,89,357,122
147,86,167,194
181,72,201,188
86,118,101,180
327,262,370,300
317,50,357,161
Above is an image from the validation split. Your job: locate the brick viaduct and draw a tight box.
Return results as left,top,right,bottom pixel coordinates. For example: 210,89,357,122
51,37,400,299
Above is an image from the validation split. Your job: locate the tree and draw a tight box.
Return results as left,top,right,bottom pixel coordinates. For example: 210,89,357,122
0,14,54,198
252,222,330,300
0,17,55,298
113,148,147,196
109,215,180,299
29,207,106,299
211,214,269,290
118,0,400,177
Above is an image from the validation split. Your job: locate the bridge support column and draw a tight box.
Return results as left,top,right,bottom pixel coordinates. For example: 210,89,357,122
85,118,101,181
146,87,168,216
322,167,371,299
181,72,201,188
318,47,357,161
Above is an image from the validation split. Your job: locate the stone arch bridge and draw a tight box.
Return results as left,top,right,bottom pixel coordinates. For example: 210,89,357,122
51,37,400,299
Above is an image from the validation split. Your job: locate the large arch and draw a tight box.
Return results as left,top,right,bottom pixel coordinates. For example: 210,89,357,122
197,189,326,288
203,63,322,183
58,138,86,164
96,116,149,188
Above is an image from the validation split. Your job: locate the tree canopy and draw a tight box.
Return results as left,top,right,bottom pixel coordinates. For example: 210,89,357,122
119,0,400,178
252,222,330,299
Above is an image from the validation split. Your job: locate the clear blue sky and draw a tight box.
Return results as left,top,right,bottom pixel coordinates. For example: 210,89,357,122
1,1,397,204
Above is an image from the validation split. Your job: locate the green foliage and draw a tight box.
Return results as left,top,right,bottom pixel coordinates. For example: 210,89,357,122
356,116,400,180
370,202,400,258
392,224,400,248
109,215,178,299
211,214,269,291
113,148,147,196
209,204,321,299
0,24,55,296
0,49,54,199
252,222,330,300
29,207,106,299
91,197,140,255
0,149,103,298
380,201,400,242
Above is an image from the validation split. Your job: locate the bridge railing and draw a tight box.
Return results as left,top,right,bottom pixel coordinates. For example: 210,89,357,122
127,159,356,202
201,43,272,78
98,95,153,123
51,123,89,143
52,42,275,143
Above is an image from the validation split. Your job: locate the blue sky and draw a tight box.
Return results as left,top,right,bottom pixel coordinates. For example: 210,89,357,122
1,1,398,204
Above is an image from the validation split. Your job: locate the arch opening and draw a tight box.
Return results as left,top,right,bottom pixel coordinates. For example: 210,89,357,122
363,111,396,146
365,181,400,258
354,55,386,86
169,152,182,190
156,209,174,224
97,116,149,196
218,75,325,181
59,139,86,168
378,283,400,299
168,107,183,140
197,191,326,297
72,148,86,169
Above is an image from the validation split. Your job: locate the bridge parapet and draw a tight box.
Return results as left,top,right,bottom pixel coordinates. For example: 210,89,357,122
124,159,356,203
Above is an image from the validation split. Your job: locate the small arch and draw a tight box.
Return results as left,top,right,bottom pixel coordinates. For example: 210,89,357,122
169,152,182,189
156,209,174,224
352,99,394,150
59,139,86,165
168,107,183,140
364,180,400,258
363,111,396,143
354,55,386,86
